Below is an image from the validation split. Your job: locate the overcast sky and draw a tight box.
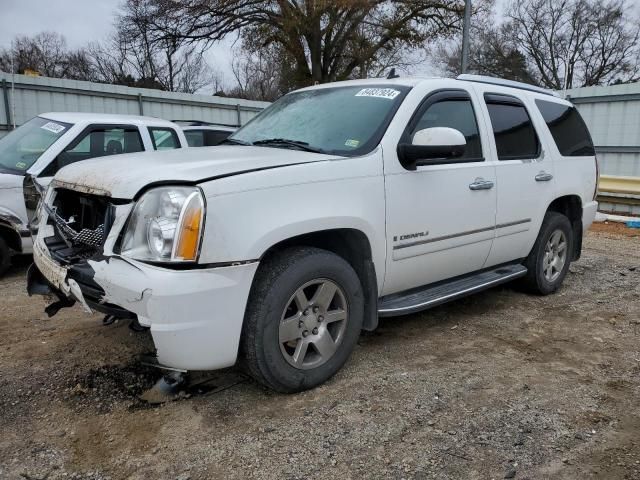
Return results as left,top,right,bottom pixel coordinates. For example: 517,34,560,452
0,0,515,90
0,0,237,89
0,0,120,49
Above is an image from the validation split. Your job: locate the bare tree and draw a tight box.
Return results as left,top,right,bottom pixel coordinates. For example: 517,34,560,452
434,22,537,84
508,0,640,89
228,40,288,101
0,32,94,80
92,0,218,93
88,15,217,93
119,0,465,90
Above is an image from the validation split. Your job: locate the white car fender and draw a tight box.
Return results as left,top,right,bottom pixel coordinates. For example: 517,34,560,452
198,149,388,291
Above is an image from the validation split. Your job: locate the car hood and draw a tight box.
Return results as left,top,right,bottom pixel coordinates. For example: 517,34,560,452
53,146,341,199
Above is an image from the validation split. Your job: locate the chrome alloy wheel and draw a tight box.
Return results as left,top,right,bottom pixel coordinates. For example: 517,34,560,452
278,279,349,370
543,229,568,282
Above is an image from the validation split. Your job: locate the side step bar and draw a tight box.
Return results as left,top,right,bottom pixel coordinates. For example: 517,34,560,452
378,264,527,317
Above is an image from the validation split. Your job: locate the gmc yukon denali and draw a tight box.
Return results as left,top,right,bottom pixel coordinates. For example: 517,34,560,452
27,75,599,392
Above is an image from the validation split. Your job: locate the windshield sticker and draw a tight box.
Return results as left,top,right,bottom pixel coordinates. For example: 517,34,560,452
355,88,401,100
40,122,66,134
15,161,27,170
345,139,360,148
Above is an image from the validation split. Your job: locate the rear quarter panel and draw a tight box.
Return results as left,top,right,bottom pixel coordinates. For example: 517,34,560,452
530,96,598,222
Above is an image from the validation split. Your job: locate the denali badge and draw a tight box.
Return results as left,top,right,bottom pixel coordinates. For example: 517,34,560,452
393,231,429,242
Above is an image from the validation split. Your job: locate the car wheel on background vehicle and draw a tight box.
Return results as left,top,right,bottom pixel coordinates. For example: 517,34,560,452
240,247,364,393
521,211,573,295
0,237,10,277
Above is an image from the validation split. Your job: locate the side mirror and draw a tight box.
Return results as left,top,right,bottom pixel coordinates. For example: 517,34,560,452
397,127,466,170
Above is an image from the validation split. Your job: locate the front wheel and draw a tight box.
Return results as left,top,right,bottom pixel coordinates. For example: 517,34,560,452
240,247,364,393
521,211,573,295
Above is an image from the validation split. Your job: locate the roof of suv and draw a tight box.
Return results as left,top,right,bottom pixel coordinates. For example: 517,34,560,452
296,75,567,104
39,112,178,127
182,125,236,133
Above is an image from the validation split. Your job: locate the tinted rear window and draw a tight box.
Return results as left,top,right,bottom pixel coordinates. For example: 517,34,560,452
535,100,595,156
185,129,232,147
485,99,539,160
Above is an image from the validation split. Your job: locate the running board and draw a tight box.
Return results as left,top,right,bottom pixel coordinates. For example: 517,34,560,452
378,264,527,317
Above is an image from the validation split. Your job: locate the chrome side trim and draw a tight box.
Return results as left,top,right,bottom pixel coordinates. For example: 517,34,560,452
378,269,527,315
495,218,531,229
393,218,531,250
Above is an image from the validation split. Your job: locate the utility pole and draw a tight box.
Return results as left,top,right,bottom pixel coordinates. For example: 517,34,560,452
10,41,16,129
461,0,472,74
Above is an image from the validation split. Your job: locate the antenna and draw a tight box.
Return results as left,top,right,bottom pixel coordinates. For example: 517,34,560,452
387,68,400,79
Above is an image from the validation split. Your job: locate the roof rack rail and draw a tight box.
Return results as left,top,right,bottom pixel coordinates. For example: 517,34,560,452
171,119,239,127
456,74,558,97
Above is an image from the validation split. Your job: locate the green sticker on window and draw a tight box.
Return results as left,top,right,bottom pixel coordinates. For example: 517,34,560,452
15,162,27,170
345,139,360,148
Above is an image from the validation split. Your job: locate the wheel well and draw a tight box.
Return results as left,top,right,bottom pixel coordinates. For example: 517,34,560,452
0,224,21,252
260,229,379,331
547,195,583,261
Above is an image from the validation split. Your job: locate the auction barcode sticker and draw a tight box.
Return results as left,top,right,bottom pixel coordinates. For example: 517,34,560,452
355,88,401,100
40,122,66,134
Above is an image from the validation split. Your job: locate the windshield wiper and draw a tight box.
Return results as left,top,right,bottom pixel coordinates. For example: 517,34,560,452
252,138,325,154
219,137,251,146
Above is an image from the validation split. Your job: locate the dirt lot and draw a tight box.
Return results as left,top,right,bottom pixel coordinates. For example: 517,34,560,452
1,224,639,480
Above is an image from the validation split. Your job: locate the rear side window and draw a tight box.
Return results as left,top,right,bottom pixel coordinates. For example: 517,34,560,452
184,130,204,147
149,128,181,150
203,130,233,146
535,100,595,156
485,95,539,160
184,129,232,147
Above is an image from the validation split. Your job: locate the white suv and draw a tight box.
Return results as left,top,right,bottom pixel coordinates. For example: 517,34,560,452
0,113,187,275
27,75,598,392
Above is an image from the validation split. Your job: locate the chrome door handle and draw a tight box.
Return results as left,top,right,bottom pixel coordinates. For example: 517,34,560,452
535,172,553,182
469,179,495,190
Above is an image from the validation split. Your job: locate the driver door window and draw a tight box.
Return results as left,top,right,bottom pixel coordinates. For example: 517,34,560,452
408,98,483,161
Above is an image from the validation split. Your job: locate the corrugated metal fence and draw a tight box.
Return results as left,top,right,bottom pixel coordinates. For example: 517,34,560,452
566,82,640,178
0,72,269,139
565,82,640,214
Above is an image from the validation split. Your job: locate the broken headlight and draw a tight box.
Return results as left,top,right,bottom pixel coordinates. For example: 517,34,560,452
121,186,205,263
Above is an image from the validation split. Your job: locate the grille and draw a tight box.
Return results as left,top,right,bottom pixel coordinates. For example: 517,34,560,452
45,203,105,248
45,188,112,254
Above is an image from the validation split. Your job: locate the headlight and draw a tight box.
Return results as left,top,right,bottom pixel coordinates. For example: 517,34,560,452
120,186,205,262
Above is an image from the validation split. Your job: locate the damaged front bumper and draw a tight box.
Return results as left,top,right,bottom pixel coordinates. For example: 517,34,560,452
28,233,259,371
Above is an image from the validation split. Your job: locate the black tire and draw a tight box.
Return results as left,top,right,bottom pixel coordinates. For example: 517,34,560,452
240,247,364,393
521,211,573,295
0,237,10,277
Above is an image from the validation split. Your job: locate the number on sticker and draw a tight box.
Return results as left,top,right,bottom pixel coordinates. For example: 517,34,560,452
355,88,401,100
40,122,66,134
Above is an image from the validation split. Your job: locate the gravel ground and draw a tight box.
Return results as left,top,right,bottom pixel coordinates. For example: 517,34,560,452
0,225,639,480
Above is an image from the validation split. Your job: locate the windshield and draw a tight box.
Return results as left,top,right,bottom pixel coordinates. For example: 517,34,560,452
230,84,411,156
0,116,71,175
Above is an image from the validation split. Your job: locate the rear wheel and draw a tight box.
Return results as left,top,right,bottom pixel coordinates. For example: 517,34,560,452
521,211,573,295
0,237,10,277
240,247,364,393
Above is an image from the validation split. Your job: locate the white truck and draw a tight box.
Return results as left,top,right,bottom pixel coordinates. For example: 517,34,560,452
0,113,187,275
27,75,598,392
